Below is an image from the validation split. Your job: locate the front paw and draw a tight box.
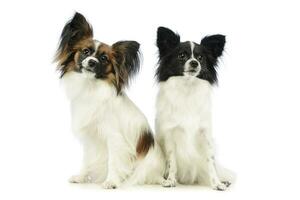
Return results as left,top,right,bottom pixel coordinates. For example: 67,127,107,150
213,181,231,191
162,178,177,187
102,180,118,189
221,181,231,187
69,175,90,183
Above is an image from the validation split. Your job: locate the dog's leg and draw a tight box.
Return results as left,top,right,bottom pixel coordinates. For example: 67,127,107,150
102,135,132,189
162,152,177,187
102,150,121,189
160,132,177,187
69,144,92,184
69,172,91,183
201,129,230,191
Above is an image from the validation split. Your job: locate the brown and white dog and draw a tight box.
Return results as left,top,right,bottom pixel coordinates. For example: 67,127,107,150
55,12,165,189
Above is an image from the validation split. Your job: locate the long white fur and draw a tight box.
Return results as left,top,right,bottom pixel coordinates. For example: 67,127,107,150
62,70,165,189
155,42,232,190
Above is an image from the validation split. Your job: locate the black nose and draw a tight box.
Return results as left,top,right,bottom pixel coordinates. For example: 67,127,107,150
190,60,199,68
88,60,97,68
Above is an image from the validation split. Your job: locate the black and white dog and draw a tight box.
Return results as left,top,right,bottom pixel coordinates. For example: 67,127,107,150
155,27,232,190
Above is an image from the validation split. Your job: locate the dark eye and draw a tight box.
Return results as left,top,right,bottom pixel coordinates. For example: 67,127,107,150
197,55,203,61
178,52,187,60
100,54,108,62
82,48,90,56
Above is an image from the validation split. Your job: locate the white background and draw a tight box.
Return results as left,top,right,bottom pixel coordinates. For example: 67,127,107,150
0,0,299,199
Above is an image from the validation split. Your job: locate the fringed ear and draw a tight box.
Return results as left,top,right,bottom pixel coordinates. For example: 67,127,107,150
198,35,225,85
156,26,180,58
112,41,140,92
200,34,225,59
54,12,93,77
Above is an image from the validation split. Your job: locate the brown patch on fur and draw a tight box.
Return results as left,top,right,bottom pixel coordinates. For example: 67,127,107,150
98,43,115,65
73,38,94,50
55,12,93,77
73,51,81,67
98,43,111,54
55,38,93,66
136,130,155,158
55,38,93,76
112,44,129,89
111,41,140,93
105,72,118,90
96,43,122,91
55,14,139,92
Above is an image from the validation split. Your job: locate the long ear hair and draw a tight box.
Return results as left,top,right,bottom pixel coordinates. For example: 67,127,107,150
156,26,180,58
201,34,225,60
199,34,226,84
112,41,140,93
54,12,93,77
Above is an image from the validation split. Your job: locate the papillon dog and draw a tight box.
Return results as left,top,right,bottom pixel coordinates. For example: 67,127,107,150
55,12,165,189
155,27,232,190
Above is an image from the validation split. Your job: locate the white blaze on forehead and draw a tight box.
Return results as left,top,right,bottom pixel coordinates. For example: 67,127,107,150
183,41,201,77
93,40,101,55
80,40,101,68
190,41,195,58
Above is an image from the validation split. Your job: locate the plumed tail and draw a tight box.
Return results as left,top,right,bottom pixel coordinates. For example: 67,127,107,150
124,141,166,186
136,130,155,158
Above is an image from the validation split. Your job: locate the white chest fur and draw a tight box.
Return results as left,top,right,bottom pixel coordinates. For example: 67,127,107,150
156,76,214,184
61,72,117,137
156,76,212,133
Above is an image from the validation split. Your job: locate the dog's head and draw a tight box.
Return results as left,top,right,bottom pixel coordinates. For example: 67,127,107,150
55,12,140,93
156,27,225,84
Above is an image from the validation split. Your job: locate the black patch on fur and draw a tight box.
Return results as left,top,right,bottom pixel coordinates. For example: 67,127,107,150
200,35,225,58
58,12,93,52
156,41,191,81
155,27,225,84
197,35,225,84
157,27,180,58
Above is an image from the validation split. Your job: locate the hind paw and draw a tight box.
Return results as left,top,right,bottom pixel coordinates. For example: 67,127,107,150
162,178,177,187
213,181,231,191
69,175,90,183
102,180,118,189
